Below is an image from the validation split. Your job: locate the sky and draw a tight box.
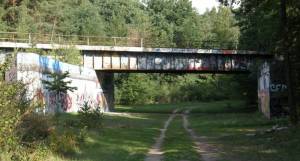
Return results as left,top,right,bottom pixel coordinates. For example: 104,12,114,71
192,0,220,14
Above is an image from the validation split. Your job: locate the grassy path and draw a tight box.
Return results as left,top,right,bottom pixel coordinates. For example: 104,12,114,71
47,113,169,161
162,114,201,161
145,109,204,161
187,102,300,161
145,110,178,161
39,100,299,161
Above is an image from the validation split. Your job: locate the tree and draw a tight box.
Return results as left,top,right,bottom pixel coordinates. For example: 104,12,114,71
232,0,300,124
279,0,298,125
59,0,105,36
42,71,77,113
16,0,37,33
0,6,8,31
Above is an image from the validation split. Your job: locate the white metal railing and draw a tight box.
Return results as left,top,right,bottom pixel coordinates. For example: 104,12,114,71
0,32,144,47
0,32,244,50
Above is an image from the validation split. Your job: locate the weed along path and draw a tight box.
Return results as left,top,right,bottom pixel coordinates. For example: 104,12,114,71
144,109,178,161
183,110,219,161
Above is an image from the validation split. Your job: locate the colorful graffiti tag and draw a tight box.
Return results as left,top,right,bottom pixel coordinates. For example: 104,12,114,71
87,53,252,72
15,52,108,113
34,89,72,112
258,62,270,118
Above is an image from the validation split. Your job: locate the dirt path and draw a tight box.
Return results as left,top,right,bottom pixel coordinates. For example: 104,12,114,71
183,110,219,161
144,109,178,161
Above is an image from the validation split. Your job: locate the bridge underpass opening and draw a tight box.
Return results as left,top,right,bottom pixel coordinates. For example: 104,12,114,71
96,72,255,112
83,47,278,118
96,63,287,120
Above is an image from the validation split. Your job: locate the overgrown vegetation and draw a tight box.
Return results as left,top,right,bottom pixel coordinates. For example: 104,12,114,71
0,57,103,160
78,101,104,129
0,82,32,160
115,73,253,105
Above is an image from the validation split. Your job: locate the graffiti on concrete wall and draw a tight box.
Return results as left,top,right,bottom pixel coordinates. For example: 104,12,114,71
88,53,252,71
270,84,287,92
258,62,271,118
34,89,72,112
16,52,108,113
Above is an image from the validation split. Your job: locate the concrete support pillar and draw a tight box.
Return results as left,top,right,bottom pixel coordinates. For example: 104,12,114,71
97,72,115,111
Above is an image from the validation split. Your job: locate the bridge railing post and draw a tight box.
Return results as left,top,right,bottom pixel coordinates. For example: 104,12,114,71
28,33,31,44
87,37,90,45
140,38,144,47
58,35,61,44
113,37,117,46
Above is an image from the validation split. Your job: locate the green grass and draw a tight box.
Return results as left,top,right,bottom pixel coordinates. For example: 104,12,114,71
47,113,169,161
3,100,299,161
188,100,251,113
188,101,300,161
116,102,199,113
115,100,248,114
162,115,201,161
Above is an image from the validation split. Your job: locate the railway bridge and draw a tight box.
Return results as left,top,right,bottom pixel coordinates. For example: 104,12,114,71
0,32,276,115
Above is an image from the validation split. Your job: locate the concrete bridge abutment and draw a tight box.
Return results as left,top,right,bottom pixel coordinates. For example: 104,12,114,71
96,72,115,111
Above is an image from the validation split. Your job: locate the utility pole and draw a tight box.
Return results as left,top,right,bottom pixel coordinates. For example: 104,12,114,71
280,0,298,125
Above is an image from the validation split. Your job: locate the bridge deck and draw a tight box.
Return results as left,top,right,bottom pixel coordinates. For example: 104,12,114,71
0,41,268,55
0,35,273,74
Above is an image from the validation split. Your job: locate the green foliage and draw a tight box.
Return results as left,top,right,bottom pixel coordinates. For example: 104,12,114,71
0,82,27,147
60,0,105,36
0,81,51,161
42,71,77,112
78,101,104,129
42,71,77,94
48,129,78,155
115,73,243,105
115,74,157,105
57,47,82,65
16,113,53,145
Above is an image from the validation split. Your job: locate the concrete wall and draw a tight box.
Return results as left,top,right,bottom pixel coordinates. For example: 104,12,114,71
258,60,288,118
6,52,108,113
258,62,271,118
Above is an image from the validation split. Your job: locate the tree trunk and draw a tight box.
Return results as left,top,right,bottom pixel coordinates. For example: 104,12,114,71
280,0,298,125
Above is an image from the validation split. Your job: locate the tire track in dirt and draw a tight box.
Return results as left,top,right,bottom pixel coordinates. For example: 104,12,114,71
144,109,178,161
183,110,219,161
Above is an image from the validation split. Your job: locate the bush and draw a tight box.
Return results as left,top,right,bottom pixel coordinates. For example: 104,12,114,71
79,101,104,129
115,74,157,105
48,129,78,155
115,74,239,105
0,82,29,155
16,113,54,146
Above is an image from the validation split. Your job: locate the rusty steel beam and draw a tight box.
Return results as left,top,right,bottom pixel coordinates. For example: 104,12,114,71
83,51,273,73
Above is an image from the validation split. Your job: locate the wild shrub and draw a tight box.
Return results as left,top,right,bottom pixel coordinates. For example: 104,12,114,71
42,71,77,113
0,82,30,158
48,129,78,155
0,81,53,160
77,126,88,143
16,113,54,146
78,101,104,129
